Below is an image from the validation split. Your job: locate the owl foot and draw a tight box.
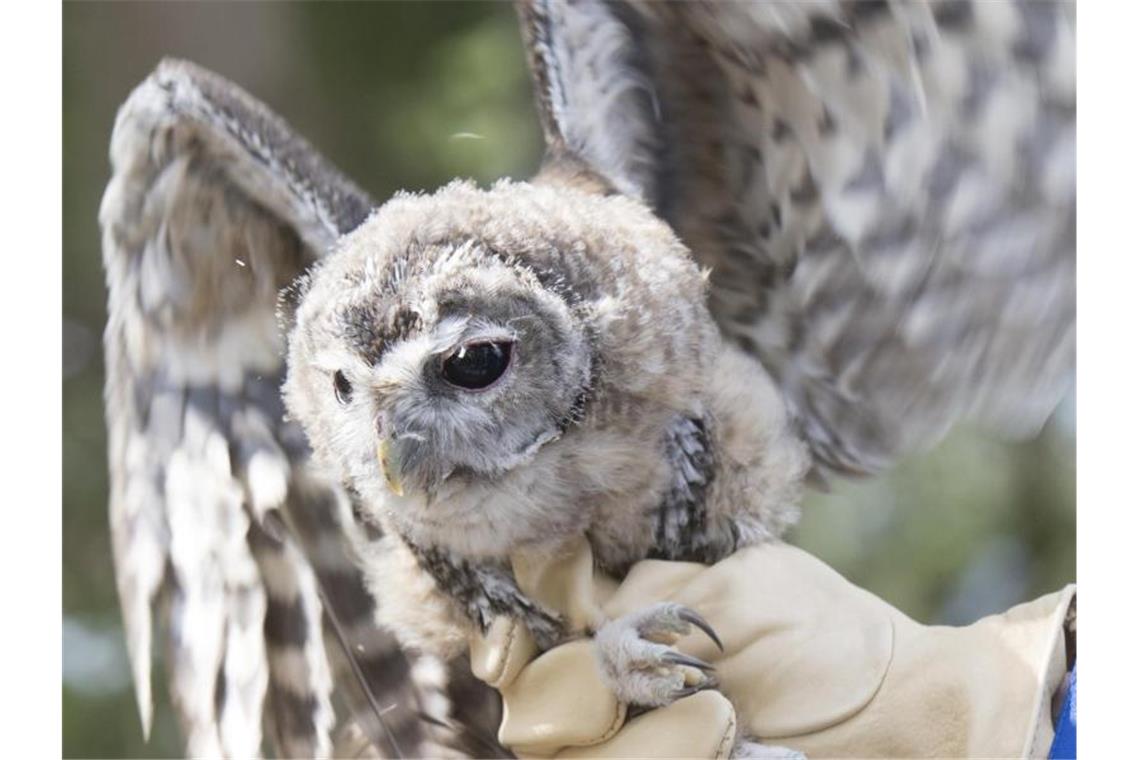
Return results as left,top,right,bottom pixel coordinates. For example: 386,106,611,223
592,601,723,707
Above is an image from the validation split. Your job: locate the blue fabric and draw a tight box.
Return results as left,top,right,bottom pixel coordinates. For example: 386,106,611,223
1049,665,1076,759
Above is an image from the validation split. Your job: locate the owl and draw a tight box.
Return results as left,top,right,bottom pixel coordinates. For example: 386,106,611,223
100,1,1074,757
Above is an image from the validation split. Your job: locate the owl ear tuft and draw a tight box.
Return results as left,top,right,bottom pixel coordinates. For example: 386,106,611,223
533,151,623,198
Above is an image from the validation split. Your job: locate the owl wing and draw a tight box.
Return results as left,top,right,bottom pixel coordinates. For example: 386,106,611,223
521,0,1075,476
100,59,440,757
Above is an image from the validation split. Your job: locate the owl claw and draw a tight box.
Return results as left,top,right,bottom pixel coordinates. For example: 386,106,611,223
671,674,718,701
593,602,724,707
671,685,702,700
661,650,716,673
677,607,724,652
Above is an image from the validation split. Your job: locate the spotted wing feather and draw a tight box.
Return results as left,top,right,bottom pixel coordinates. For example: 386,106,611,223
521,0,1075,476
100,58,432,756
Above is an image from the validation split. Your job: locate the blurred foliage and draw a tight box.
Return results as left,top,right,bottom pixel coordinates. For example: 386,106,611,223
62,3,1074,758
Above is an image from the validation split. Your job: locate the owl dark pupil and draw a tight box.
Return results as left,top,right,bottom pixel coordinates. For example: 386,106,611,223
442,341,512,390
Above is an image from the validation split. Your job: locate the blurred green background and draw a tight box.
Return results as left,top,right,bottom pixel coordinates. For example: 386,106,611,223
62,3,1074,757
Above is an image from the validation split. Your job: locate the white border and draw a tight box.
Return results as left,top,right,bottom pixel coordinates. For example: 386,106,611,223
8,0,1131,755
1076,1,1139,756
0,0,63,755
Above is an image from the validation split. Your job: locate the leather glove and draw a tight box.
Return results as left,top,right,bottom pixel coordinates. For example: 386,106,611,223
468,538,1075,758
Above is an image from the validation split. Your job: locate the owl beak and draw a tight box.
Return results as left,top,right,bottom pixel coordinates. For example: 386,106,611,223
377,439,405,497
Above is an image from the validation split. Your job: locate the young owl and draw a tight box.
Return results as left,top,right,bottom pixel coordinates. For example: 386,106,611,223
281,169,811,698
100,1,1074,756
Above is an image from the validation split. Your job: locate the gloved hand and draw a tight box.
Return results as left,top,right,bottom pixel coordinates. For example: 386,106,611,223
468,538,1075,758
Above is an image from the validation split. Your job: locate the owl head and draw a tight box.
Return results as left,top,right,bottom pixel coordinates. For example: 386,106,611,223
283,176,717,557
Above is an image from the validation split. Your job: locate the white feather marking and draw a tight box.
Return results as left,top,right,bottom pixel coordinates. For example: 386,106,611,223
247,450,290,515
159,309,282,392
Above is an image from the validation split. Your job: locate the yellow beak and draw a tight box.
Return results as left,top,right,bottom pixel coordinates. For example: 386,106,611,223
377,439,404,497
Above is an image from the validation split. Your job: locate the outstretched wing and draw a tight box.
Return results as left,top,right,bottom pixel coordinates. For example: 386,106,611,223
521,0,1075,476
99,59,435,757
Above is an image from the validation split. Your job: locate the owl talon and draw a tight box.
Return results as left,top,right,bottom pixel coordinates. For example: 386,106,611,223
671,683,706,700
661,650,716,673
594,601,724,707
677,607,724,652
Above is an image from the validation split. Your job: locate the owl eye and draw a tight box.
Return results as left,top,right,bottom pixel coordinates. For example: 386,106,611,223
333,370,353,405
441,341,513,390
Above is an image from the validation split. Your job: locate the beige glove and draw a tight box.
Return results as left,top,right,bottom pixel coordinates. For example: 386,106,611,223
469,538,1075,758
